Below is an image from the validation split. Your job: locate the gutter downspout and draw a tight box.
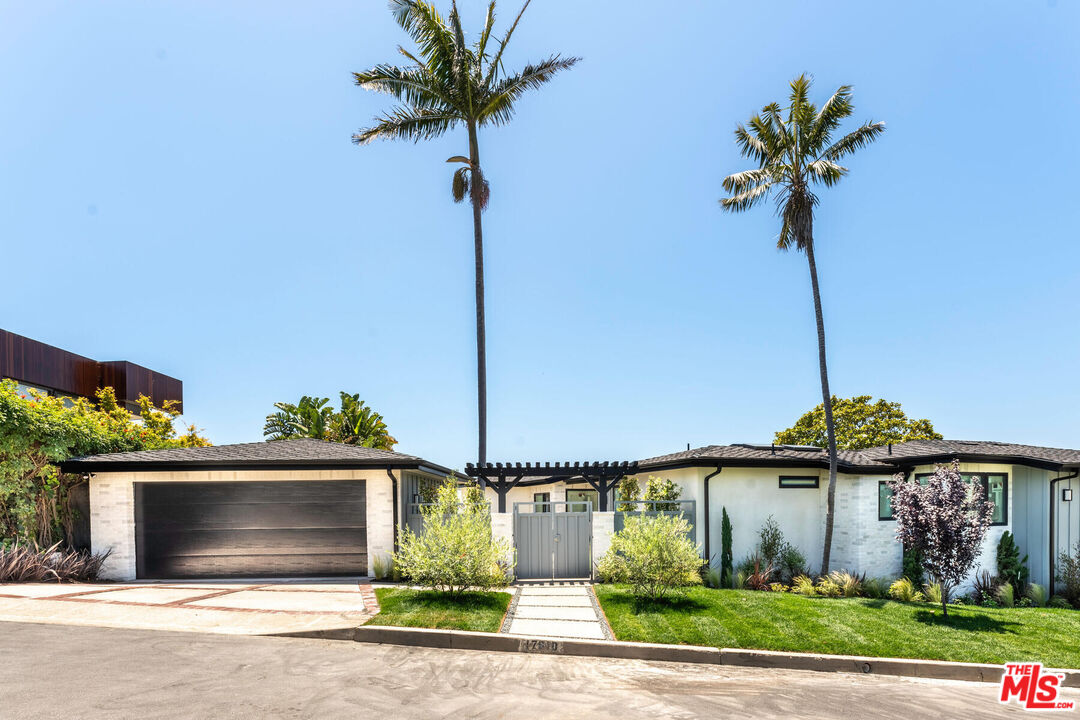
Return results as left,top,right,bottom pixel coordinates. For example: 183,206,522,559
386,469,400,555
702,465,723,562
1050,468,1079,595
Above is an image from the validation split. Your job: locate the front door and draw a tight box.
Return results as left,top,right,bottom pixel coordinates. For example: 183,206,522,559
513,501,592,580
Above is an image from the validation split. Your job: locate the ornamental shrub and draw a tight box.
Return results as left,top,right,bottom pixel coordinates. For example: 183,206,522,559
616,476,640,512
1057,541,1080,608
720,507,733,588
996,531,1029,602
642,476,681,511
597,514,702,601
394,478,511,595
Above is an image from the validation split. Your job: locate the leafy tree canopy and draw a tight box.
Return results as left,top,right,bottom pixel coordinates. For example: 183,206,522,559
263,392,397,450
775,395,942,451
0,380,209,545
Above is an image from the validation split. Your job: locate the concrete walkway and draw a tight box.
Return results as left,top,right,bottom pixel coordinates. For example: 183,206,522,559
504,583,610,640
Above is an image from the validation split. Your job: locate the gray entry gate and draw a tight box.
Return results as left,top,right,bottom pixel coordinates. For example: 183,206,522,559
513,501,592,580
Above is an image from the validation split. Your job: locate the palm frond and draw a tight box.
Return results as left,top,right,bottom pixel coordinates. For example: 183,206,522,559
822,120,886,161
746,113,785,167
806,85,853,155
352,64,449,109
389,0,458,88
476,1,497,59
353,106,460,144
805,159,846,187
483,0,532,86
478,55,580,125
721,167,772,194
720,180,774,213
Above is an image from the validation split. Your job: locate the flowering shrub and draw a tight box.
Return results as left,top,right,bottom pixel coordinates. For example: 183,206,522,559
394,478,511,595
888,461,993,617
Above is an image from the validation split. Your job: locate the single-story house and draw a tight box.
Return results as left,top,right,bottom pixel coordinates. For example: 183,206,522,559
60,439,450,581
64,437,1080,594
493,439,1080,592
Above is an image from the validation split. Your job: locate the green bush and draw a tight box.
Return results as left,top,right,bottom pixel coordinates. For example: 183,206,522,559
995,582,1015,608
394,479,511,595
901,545,925,587
1056,541,1080,608
1026,583,1049,608
642,476,681,511
1049,595,1073,609
597,514,702,601
997,531,1029,603
616,477,640,512
923,581,943,605
863,577,890,599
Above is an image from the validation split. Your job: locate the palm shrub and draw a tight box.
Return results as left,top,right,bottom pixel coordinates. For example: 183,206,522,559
996,531,1029,603
597,514,702,601
720,507,733,588
394,478,511,595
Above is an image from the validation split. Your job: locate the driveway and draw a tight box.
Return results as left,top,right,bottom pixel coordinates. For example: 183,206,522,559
0,581,375,635
1,622,1063,719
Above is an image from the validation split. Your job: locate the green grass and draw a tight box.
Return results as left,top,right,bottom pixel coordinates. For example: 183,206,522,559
365,588,511,633
595,585,1080,669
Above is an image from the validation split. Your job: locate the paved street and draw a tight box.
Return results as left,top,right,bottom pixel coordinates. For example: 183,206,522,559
1,622,1061,719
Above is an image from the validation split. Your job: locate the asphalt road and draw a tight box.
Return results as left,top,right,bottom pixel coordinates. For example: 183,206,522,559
0,622,1058,719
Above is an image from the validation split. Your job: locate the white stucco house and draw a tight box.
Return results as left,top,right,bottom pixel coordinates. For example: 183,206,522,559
474,440,1080,593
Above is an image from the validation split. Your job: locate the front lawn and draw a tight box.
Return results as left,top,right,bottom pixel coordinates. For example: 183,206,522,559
365,588,511,633
595,585,1080,669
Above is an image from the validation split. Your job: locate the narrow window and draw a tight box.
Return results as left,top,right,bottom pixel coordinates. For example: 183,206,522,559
778,476,819,489
878,481,894,521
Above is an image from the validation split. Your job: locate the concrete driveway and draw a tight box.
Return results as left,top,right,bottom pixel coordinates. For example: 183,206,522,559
1,622,1061,719
0,581,375,635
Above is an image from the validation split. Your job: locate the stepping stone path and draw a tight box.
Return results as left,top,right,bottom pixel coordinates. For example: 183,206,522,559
503,584,611,641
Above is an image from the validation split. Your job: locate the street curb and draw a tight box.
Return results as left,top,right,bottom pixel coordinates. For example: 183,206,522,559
273,624,1080,686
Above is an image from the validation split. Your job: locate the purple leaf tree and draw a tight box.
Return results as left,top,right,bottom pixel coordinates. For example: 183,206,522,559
888,460,993,617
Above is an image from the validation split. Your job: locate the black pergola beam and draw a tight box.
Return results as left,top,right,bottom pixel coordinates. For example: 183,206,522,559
465,461,638,512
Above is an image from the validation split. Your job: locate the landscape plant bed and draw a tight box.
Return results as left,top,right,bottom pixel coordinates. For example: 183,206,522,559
365,588,512,633
594,585,1080,669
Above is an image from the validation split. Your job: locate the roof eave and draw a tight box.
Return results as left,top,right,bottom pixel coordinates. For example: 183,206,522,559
58,458,454,475
635,458,899,475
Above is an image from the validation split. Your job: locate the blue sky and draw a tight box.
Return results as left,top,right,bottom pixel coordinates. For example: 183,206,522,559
2,1,1078,468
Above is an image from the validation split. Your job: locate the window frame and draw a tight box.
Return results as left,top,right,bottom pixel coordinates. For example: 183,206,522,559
532,492,551,513
778,475,820,489
912,471,1009,526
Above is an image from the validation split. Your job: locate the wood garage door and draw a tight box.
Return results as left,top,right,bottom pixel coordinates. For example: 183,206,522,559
134,480,367,579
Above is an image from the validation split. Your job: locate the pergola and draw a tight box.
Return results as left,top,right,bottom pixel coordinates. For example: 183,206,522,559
464,461,638,513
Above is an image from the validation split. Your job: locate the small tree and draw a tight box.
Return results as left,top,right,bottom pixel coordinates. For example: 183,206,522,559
642,476,681,511
596,514,701,601
394,478,511,595
997,531,1029,602
616,476,640,512
720,507,733,588
889,461,993,617
1056,541,1080,608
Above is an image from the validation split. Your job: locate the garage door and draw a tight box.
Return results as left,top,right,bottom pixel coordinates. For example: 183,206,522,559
134,480,367,579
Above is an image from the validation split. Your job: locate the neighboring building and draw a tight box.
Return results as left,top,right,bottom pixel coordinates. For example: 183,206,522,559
60,439,451,581
0,328,182,413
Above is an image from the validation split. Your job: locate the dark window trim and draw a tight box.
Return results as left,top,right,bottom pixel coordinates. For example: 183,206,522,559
532,492,551,513
778,475,819,489
878,481,895,521
913,471,1009,526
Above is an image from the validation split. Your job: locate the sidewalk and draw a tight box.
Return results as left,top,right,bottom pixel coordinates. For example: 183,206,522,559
503,583,611,640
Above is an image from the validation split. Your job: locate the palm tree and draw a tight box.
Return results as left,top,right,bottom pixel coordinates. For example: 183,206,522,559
264,393,396,450
352,0,578,465
720,75,884,573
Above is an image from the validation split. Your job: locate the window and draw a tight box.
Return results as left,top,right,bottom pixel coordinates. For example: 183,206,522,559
532,492,550,513
878,481,894,520
912,472,1008,526
566,489,598,512
779,476,819,489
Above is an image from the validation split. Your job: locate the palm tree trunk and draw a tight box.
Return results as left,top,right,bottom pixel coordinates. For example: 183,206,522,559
467,120,487,466
804,238,838,575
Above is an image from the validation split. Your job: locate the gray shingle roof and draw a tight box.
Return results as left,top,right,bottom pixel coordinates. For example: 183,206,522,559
60,438,451,473
639,439,1080,472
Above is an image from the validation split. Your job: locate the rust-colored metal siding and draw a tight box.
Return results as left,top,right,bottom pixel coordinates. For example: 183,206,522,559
0,329,183,412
